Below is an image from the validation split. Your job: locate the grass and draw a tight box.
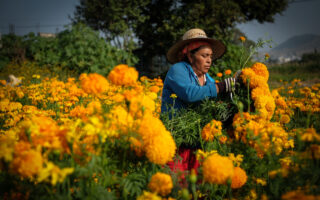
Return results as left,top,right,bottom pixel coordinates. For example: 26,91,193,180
268,62,320,89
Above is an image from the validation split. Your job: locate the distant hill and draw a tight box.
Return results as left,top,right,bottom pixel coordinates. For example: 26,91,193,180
269,34,320,62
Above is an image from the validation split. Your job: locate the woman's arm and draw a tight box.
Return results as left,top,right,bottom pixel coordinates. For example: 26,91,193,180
165,64,218,102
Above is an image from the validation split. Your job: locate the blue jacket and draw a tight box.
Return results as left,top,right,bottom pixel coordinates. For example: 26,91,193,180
161,61,218,113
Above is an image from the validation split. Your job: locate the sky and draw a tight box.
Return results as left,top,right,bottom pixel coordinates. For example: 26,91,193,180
1,0,320,51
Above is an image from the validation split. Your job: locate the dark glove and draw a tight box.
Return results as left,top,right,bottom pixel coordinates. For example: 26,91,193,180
216,77,236,94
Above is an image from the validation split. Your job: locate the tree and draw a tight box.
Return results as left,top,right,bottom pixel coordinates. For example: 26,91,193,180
73,0,289,77
73,0,149,50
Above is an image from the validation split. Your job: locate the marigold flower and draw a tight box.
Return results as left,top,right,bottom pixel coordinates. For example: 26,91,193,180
108,64,138,86
129,94,156,118
79,73,109,95
203,153,234,184
0,131,16,162
137,114,176,165
231,167,247,189
201,119,222,141
216,72,223,77
170,93,177,99
228,153,243,167
255,178,267,186
10,141,43,178
239,36,246,42
225,69,232,75
148,172,173,196
280,114,290,124
219,135,228,144
149,86,160,93
137,191,162,200
37,161,74,185
251,62,269,81
265,53,270,59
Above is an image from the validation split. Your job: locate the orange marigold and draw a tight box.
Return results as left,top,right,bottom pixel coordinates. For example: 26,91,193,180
217,72,223,77
148,172,173,196
11,141,43,178
251,62,269,81
203,153,234,184
225,69,232,75
231,167,247,189
79,73,109,95
201,119,222,141
239,36,246,42
108,64,138,86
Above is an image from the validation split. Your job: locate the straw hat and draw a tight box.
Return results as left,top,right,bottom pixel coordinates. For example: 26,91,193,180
166,28,226,64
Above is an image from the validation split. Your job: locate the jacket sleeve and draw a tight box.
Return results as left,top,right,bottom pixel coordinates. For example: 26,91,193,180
165,63,218,102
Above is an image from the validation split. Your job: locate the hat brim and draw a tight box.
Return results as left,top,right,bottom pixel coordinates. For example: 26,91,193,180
167,37,226,64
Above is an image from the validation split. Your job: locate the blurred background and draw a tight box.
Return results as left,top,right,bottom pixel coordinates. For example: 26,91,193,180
0,0,319,85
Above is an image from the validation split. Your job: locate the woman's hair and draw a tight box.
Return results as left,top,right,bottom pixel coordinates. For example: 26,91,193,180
181,45,211,64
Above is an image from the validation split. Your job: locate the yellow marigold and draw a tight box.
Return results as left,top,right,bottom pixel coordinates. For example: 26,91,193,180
0,131,16,162
241,68,268,89
280,114,290,124
231,167,247,189
170,93,177,99
228,153,243,167
265,96,276,117
10,141,43,178
196,149,217,162
37,161,74,185
108,105,133,135
129,94,156,118
251,87,271,101
87,100,102,114
203,153,234,184
275,97,288,109
25,115,68,151
201,119,222,141
108,64,138,86
217,72,223,77
251,62,269,81
225,69,232,75
137,191,162,200
137,114,176,165
148,172,173,196
79,73,109,95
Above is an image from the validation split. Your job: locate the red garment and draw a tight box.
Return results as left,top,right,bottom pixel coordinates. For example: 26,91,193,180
167,148,200,174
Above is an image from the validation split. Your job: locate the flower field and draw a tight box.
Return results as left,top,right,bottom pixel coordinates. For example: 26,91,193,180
0,62,320,200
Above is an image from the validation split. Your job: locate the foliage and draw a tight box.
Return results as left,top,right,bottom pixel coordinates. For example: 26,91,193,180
57,23,138,75
0,24,138,76
73,0,289,74
0,34,26,69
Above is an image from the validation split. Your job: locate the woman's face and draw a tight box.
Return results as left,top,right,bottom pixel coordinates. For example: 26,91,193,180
189,46,213,75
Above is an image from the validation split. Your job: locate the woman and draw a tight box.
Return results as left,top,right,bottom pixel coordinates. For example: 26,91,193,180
162,28,238,174
161,28,236,113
